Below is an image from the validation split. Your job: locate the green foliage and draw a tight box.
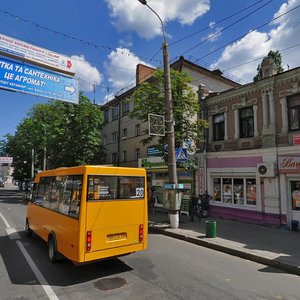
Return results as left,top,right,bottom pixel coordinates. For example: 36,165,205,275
5,94,105,181
253,50,284,82
129,69,207,166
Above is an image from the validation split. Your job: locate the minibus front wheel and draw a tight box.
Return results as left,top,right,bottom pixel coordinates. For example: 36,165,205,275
25,219,33,237
48,234,58,263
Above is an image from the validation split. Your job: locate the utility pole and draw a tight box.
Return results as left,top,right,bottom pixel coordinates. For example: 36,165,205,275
138,0,179,228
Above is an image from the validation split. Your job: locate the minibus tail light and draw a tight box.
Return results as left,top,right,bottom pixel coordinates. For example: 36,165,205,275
139,224,143,242
86,230,92,251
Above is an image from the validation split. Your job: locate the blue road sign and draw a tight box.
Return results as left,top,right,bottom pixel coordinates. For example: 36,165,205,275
0,57,79,103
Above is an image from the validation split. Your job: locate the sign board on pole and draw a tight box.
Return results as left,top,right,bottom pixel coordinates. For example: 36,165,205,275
148,113,165,136
0,57,79,103
0,157,13,164
0,33,75,75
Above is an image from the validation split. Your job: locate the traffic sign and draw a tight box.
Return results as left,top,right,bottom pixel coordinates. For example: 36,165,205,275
148,113,165,136
0,57,79,103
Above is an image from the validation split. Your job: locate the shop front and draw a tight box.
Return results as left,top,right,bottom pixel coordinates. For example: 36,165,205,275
139,157,194,213
278,156,300,230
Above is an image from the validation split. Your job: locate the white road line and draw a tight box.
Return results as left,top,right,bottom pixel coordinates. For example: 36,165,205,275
0,211,11,228
0,211,59,300
16,241,59,300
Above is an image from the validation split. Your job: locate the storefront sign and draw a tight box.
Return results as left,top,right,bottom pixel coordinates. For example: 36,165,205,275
140,157,167,169
278,157,300,173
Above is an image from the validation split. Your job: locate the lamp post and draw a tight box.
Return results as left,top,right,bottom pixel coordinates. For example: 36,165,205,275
138,0,179,228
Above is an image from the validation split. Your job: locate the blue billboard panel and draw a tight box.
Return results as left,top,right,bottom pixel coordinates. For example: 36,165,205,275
0,57,78,103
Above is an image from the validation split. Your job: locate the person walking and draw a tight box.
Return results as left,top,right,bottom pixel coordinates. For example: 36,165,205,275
148,187,156,213
201,191,212,218
190,193,201,222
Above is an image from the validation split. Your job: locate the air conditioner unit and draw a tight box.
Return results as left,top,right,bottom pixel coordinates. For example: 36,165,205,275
257,162,276,177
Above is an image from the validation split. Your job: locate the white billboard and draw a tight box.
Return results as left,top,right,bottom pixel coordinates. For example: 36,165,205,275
0,33,75,75
0,157,13,164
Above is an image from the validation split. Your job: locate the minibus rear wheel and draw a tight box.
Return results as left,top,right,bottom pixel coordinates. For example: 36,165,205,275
48,235,58,263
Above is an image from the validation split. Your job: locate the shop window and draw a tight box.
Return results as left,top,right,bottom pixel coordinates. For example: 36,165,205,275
291,181,300,210
234,178,244,204
213,178,221,202
288,94,300,131
213,113,225,141
246,179,256,205
212,177,256,206
222,178,233,203
239,106,254,138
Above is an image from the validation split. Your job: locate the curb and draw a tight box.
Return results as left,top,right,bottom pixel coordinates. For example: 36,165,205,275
149,225,300,276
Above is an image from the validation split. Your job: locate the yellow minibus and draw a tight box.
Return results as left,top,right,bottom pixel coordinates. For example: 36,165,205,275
26,165,148,263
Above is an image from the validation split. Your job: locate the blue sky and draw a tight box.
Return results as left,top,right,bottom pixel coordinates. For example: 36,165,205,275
1,0,299,140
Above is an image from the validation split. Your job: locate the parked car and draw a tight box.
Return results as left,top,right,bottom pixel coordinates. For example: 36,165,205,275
0,181,4,187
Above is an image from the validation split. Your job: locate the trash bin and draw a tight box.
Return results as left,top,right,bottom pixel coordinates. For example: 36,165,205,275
291,220,299,231
206,220,217,238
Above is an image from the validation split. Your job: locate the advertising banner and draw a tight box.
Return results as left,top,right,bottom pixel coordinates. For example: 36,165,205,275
0,57,79,103
0,33,75,75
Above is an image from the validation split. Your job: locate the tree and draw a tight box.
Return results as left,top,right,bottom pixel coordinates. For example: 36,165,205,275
253,50,284,82
129,69,207,166
5,94,105,181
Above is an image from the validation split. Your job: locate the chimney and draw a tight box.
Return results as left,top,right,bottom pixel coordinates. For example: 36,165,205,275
136,64,155,85
261,58,278,78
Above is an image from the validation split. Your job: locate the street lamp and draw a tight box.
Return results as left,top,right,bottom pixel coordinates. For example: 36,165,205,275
138,0,179,228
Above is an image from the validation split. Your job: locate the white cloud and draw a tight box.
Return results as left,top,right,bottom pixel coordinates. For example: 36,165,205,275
71,55,103,92
210,0,300,83
104,48,152,92
201,26,223,42
105,0,210,39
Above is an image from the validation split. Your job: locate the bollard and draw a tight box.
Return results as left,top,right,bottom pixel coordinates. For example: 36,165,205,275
206,220,217,238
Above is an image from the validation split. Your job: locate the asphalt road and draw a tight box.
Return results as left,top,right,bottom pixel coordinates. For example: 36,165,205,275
0,188,299,300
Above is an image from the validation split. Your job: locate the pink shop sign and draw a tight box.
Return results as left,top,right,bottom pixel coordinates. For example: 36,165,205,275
278,157,300,173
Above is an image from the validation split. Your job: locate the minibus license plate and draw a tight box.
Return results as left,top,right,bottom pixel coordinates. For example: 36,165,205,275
107,232,127,241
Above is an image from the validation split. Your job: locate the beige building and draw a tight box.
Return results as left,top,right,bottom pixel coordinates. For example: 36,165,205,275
199,59,300,229
101,56,240,210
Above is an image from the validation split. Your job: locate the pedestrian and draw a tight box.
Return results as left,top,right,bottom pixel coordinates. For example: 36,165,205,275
148,187,156,213
189,193,201,222
201,191,212,218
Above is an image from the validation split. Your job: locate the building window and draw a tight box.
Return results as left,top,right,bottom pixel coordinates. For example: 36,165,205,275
104,110,109,123
212,177,256,206
288,94,300,131
112,105,119,120
112,131,118,142
111,153,117,164
135,124,140,136
135,148,140,160
123,128,127,138
102,135,106,145
213,113,225,141
123,150,127,162
291,181,300,210
122,101,130,115
239,106,254,138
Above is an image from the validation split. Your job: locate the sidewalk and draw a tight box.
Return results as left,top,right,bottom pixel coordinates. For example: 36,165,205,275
148,211,300,276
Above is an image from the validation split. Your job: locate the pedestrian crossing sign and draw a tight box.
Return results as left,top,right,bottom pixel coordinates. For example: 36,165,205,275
176,148,188,162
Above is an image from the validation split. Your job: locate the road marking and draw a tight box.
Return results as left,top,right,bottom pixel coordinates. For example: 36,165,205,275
16,241,59,300
0,211,59,300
